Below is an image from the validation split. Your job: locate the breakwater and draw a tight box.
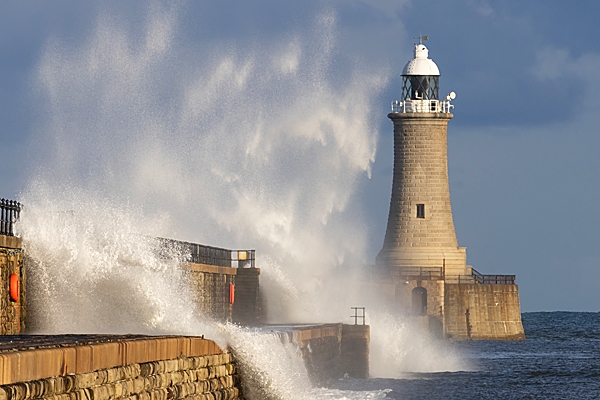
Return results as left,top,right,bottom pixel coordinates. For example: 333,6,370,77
269,323,370,381
0,335,240,400
0,323,371,399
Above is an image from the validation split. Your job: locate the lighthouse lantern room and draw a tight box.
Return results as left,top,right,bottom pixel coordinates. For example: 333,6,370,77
392,37,455,114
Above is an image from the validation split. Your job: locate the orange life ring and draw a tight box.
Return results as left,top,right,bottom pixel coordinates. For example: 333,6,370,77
9,274,19,302
229,283,235,305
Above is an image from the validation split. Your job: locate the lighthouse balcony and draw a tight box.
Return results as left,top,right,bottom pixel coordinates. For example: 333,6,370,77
391,99,454,114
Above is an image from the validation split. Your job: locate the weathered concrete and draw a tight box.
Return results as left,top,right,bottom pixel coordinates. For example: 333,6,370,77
273,323,370,381
0,236,20,250
231,268,261,327
444,283,525,340
340,325,369,379
0,336,242,400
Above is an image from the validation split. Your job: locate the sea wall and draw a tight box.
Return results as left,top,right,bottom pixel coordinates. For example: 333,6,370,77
184,263,261,325
0,234,24,335
444,283,525,340
0,336,242,400
278,323,370,381
231,268,260,327
185,262,237,322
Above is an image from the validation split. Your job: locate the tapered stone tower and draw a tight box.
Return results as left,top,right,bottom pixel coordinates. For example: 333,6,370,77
375,38,525,341
376,39,468,277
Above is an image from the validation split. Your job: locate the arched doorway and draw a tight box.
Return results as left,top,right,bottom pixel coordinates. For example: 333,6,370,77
412,287,427,316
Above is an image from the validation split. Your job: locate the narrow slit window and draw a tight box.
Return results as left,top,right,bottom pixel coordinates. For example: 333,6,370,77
416,204,425,219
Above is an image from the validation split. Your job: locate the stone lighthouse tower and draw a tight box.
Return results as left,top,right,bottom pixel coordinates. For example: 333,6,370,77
375,38,525,341
376,38,468,278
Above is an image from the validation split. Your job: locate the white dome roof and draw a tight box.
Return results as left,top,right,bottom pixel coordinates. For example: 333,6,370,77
401,44,440,76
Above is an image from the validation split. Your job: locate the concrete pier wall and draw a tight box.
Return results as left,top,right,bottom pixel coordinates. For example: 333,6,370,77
184,263,261,325
0,336,242,400
0,324,370,399
444,283,525,340
0,235,24,335
231,268,260,327
277,323,370,381
185,262,237,323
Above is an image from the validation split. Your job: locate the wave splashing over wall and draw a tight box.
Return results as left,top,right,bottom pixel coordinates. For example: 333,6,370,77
18,182,206,334
17,3,394,399
29,3,386,324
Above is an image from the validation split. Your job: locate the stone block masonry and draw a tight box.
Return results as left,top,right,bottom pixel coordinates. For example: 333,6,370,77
444,283,525,340
0,336,242,400
377,113,469,277
0,235,24,335
185,263,237,323
184,263,261,326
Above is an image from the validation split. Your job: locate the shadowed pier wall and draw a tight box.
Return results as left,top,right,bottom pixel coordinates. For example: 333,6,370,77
273,323,370,381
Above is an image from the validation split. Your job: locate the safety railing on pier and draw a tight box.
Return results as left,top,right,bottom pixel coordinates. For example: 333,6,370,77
0,199,21,237
445,268,516,285
395,266,444,279
157,237,255,268
471,268,516,284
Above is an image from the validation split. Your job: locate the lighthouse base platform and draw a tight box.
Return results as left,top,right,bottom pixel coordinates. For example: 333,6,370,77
372,273,525,341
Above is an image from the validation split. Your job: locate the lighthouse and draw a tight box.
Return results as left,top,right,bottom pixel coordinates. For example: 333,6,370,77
374,38,525,340
376,38,468,278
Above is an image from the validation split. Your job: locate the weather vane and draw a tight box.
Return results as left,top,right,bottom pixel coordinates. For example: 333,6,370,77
414,35,429,44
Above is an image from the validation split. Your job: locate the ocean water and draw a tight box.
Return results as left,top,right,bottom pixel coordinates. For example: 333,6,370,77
326,312,600,399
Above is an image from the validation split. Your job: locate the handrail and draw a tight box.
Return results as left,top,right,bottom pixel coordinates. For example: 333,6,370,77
0,199,21,237
396,266,443,279
391,99,454,114
471,267,516,284
157,237,255,268
445,268,516,284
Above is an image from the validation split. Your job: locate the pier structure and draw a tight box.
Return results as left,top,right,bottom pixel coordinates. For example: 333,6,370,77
376,38,525,340
0,200,370,395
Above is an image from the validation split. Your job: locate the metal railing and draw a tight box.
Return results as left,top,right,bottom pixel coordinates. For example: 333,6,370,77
445,268,516,285
0,199,21,237
157,237,255,268
396,266,444,279
391,99,454,114
351,307,366,325
471,268,516,284
445,275,476,284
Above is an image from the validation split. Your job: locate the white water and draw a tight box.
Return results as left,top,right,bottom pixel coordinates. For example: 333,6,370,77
19,3,467,398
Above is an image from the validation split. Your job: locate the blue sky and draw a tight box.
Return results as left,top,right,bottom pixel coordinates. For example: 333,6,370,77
1,1,599,312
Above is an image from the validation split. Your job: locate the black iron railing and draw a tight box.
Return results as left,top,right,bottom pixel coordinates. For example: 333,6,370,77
446,268,516,285
157,237,255,268
396,266,444,279
0,199,21,237
472,268,516,284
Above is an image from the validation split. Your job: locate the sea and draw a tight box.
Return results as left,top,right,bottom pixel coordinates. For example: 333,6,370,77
324,312,600,399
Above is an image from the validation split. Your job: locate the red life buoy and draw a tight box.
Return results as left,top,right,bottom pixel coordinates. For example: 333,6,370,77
229,283,235,305
9,274,19,302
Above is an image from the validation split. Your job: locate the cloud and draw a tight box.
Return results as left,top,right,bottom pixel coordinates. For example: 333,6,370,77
468,0,495,17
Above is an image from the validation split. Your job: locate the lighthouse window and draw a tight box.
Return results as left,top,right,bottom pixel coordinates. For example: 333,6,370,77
416,204,425,218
